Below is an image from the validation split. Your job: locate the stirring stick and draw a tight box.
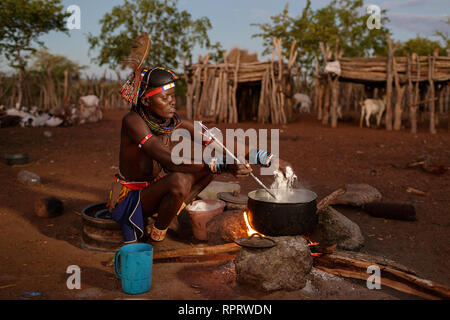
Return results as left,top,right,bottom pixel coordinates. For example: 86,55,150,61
198,122,278,200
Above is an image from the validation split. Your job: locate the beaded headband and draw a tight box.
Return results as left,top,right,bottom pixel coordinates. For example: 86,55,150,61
120,67,177,105
143,82,175,98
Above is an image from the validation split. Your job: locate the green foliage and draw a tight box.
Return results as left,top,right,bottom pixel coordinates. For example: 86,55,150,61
87,0,219,70
207,42,225,63
0,0,69,70
394,35,448,56
433,16,450,53
252,0,391,75
31,49,87,80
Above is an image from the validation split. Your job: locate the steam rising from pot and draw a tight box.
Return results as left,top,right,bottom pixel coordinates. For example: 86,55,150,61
270,166,298,201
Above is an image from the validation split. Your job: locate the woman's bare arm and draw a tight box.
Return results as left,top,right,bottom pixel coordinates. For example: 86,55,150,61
123,112,207,173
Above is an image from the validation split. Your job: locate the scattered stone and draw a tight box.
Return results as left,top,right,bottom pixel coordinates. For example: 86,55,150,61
234,236,312,292
330,183,382,206
43,130,52,138
34,197,64,218
17,170,40,186
310,206,364,251
206,210,248,245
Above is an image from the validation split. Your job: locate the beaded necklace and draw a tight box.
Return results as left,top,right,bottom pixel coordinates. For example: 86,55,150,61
132,103,182,135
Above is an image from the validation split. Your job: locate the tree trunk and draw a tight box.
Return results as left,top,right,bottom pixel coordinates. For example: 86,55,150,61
16,69,24,108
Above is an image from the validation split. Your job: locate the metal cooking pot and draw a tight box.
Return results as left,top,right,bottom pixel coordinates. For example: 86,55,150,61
247,188,318,236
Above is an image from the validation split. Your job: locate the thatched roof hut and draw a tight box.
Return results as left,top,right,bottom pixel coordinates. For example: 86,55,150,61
183,40,298,124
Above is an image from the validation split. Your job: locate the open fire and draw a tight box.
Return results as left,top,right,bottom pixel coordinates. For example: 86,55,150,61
243,211,262,237
242,211,322,257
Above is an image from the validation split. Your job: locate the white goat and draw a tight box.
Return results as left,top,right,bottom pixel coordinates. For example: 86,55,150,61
293,93,312,113
359,95,387,128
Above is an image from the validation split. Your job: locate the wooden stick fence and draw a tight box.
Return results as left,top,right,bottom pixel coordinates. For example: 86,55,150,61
316,35,450,133
184,39,296,124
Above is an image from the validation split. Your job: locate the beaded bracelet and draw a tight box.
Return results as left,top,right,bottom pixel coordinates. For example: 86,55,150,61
203,136,213,146
138,132,153,148
206,157,227,174
250,149,274,167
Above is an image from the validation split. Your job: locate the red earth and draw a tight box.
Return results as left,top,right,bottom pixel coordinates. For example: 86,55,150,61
0,108,449,300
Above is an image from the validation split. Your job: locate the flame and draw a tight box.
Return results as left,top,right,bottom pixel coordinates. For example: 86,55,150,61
242,213,322,257
243,211,263,237
304,236,323,257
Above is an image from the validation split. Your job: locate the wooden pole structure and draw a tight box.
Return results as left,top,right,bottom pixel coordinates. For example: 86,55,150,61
385,35,394,130
413,54,421,133
428,55,437,134
285,40,297,122
393,56,406,131
63,69,69,107
314,54,321,118
330,39,342,128
317,80,325,121
210,66,219,118
447,84,450,131
319,42,332,126
231,53,240,123
409,53,417,133
277,39,287,124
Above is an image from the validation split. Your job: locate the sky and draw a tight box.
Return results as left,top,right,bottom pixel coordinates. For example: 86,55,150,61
1,0,449,77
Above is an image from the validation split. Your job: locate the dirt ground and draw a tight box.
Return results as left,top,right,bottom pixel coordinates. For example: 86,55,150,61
0,109,449,300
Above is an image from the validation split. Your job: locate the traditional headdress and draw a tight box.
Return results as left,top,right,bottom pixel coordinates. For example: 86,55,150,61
120,33,178,106
120,32,181,135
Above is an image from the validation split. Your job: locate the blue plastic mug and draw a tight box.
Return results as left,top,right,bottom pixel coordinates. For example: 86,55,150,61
114,243,153,295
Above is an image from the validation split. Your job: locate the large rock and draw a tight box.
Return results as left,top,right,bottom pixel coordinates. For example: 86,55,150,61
206,210,248,244
234,236,312,292
330,183,382,206
310,206,364,251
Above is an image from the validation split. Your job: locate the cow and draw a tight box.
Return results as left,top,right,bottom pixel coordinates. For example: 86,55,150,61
359,95,387,128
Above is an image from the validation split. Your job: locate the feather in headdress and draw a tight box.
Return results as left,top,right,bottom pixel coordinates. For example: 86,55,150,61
120,32,152,105
122,32,151,71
